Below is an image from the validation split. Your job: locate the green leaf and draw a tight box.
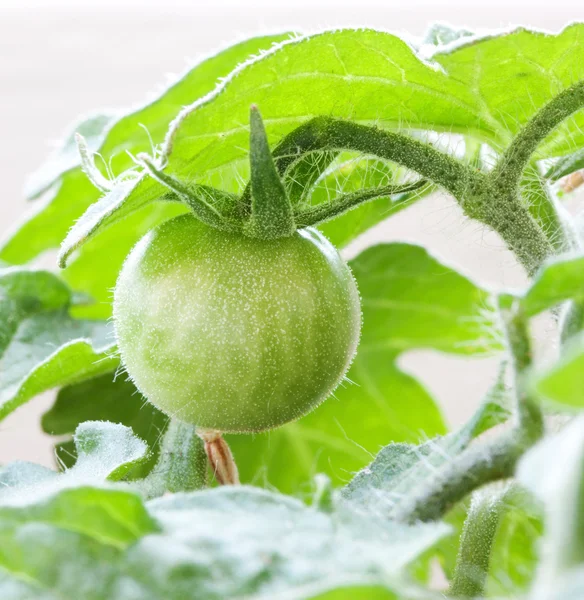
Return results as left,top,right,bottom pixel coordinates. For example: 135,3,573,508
229,242,501,493
140,487,448,598
42,24,584,277
0,421,148,497
0,268,117,420
530,332,584,409
163,25,584,193
0,33,290,267
0,485,448,600
57,173,168,268
522,253,584,317
0,522,123,600
431,24,584,157
0,422,156,548
341,373,510,513
42,374,168,478
0,487,157,549
352,243,500,354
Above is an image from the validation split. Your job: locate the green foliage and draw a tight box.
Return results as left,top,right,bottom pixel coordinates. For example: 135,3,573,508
0,268,117,419
2,21,584,600
42,374,168,477
0,426,449,600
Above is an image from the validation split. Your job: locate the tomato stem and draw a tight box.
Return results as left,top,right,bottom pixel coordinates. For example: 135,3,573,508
294,179,428,228
448,483,517,598
197,428,240,486
394,301,543,523
492,80,584,197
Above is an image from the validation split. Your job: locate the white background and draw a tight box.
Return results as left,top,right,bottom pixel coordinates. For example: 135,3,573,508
0,0,583,467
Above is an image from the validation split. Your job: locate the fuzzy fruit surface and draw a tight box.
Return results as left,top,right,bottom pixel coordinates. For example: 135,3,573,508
113,214,361,433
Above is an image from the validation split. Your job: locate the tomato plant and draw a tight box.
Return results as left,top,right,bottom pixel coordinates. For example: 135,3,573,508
1,22,584,600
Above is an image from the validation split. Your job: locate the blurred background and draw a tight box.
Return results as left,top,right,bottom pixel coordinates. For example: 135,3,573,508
1,0,583,467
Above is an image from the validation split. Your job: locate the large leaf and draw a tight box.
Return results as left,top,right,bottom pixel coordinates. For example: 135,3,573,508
0,481,448,599
42,374,168,477
0,418,450,599
4,26,583,286
0,34,290,267
0,268,117,419
162,25,584,193
0,422,156,548
228,242,501,493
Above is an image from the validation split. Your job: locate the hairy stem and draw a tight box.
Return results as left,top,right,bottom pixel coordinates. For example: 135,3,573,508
395,431,525,523
271,117,558,275
501,300,544,437
467,186,554,276
448,485,509,598
270,117,483,199
493,81,584,194
197,428,240,485
396,302,543,523
294,179,427,227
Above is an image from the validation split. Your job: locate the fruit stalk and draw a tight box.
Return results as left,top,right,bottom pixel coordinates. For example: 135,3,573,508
197,428,240,485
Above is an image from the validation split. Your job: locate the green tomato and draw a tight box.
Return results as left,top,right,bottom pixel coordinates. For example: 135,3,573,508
113,214,361,433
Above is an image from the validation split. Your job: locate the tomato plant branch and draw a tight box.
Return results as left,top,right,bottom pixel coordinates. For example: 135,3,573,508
448,485,510,598
294,179,428,227
394,301,543,523
270,116,483,199
268,116,554,274
492,80,584,195
197,428,240,485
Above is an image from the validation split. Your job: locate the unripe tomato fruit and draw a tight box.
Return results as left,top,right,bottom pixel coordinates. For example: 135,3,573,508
113,214,361,433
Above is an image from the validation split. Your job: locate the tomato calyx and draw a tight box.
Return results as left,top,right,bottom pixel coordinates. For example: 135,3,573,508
138,106,427,242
